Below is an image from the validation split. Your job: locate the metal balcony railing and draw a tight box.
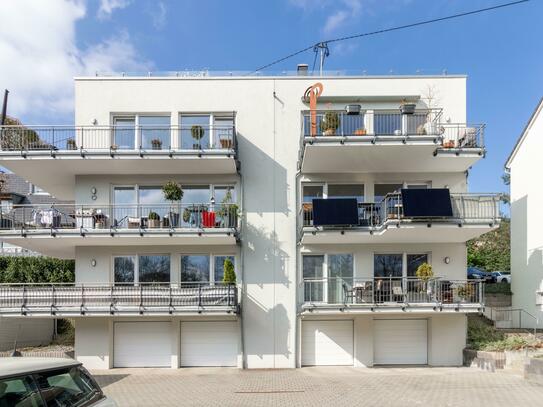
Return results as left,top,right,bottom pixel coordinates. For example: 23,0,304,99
301,109,485,150
301,193,501,229
301,277,484,308
0,283,239,315
0,125,237,153
0,203,239,233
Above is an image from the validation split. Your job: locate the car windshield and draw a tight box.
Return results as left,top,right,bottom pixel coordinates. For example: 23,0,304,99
34,366,103,407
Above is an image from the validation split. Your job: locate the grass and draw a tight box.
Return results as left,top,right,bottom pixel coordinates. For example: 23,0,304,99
484,283,512,295
467,315,540,351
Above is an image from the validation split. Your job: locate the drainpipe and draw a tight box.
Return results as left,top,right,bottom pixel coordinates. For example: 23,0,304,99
1,89,9,126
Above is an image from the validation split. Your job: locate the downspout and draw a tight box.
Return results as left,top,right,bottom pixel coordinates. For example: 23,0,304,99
1,89,9,126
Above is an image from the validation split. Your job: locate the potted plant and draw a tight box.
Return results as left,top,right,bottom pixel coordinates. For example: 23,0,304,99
320,111,340,136
182,208,191,224
217,190,239,228
162,181,183,227
66,138,77,150
353,128,367,136
416,263,434,282
191,125,205,149
222,258,236,284
455,283,475,303
400,99,416,115
147,211,161,228
151,138,162,150
220,135,233,149
111,144,119,151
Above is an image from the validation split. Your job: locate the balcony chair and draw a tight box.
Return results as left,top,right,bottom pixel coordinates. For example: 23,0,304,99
342,282,356,305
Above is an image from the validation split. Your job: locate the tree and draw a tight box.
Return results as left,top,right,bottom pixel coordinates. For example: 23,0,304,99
0,116,43,150
0,256,75,283
467,219,510,271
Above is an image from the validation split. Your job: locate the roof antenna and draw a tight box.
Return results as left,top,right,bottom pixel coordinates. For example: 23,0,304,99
313,42,330,76
11,323,22,357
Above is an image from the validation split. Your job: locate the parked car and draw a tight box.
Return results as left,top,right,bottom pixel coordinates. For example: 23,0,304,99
491,271,511,284
0,357,117,406
467,267,493,282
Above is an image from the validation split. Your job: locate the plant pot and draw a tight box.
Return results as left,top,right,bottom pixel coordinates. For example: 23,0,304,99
443,140,455,148
353,129,367,136
192,143,200,150
400,103,416,115
66,140,77,150
148,219,160,228
95,221,107,229
220,139,232,149
323,129,336,136
151,144,162,150
168,212,179,227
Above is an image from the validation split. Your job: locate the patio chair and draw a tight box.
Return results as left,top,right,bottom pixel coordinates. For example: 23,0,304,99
342,282,356,305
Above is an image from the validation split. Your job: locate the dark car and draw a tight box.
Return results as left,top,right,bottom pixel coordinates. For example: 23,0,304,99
467,267,493,282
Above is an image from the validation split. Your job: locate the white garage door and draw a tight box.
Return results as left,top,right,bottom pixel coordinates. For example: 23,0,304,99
302,320,353,366
114,322,172,368
374,319,428,365
180,321,238,367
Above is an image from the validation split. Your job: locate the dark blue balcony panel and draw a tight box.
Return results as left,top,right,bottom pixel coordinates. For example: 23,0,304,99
312,198,359,226
401,188,453,218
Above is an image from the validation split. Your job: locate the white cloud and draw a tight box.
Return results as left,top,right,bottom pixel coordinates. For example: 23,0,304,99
97,0,131,20
150,1,167,30
0,0,152,122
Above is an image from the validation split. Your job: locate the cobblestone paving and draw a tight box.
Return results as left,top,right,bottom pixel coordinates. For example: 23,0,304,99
91,366,543,407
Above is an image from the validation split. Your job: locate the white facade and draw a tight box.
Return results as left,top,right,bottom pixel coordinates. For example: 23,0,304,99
0,73,499,369
506,98,543,328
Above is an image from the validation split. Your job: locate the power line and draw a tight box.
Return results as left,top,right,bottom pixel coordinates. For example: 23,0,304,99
249,0,529,75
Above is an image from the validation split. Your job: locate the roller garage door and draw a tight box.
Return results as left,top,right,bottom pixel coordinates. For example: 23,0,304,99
301,320,354,366
113,322,172,368
374,319,428,365
180,321,238,367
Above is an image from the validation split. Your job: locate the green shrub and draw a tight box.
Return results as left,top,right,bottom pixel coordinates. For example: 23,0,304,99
0,256,75,283
320,111,340,133
485,282,512,294
222,258,236,284
467,316,539,351
162,181,183,202
148,211,160,220
415,263,433,281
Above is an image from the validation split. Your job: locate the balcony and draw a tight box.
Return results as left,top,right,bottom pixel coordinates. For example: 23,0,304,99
0,283,239,317
300,277,484,314
299,110,485,173
300,191,501,244
0,125,239,199
0,203,239,258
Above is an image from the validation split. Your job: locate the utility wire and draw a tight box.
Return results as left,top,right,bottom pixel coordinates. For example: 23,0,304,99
249,0,529,75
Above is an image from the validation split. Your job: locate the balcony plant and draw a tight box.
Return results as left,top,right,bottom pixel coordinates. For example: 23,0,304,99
151,138,162,150
415,263,434,282
66,138,77,150
222,258,236,284
147,211,161,228
191,125,205,149
320,111,340,136
455,283,475,303
162,181,183,227
353,128,367,136
182,208,191,224
400,99,416,115
217,189,239,228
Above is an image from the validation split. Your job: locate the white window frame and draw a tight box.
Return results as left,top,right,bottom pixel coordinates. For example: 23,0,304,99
180,253,236,284
301,253,354,303
112,253,171,284
373,252,432,279
179,113,234,149
112,114,171,149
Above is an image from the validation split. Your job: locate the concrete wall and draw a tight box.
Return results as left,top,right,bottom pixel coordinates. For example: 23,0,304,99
509,102,543,328
0,317,54,351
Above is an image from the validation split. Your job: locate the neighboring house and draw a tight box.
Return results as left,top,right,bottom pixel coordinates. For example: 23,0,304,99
0,70,500,369
0,171,72,256
505,97,543,329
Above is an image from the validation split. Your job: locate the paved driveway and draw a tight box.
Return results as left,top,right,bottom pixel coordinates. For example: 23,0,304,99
92,366,543,407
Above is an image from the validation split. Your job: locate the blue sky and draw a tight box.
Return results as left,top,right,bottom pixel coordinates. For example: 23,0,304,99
1,0,542,197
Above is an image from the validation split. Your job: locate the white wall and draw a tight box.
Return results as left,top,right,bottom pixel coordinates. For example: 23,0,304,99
509,103,543,328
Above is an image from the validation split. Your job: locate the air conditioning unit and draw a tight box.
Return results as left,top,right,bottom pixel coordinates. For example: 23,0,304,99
345,104,361,115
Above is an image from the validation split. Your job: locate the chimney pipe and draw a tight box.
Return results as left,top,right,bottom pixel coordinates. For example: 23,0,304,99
1,89,8,126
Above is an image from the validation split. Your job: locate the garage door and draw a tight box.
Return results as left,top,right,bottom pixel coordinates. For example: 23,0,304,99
374,319,427,365
302,320,353,366
180,321,238,367
114,322,172,368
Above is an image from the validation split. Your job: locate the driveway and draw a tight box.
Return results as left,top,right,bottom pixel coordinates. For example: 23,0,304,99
91,366,543,407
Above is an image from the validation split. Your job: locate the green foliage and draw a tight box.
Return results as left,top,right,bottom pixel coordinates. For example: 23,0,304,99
1,116,43,150
456,283,474,299
467,316,541,351
191,125,205,140
467,219,510,271
415,262,433,281
162,181,183,202
217,189,239,224
182,208,191,223
222,258,236,284
485,282,512,294
320,111,340,132
148,211,160,220
0,256,75,283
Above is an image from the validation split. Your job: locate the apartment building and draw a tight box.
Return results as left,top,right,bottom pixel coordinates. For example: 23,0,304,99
505,97,543,328
0,70,500,369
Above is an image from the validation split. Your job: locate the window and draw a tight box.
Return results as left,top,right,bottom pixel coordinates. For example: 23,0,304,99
139,116,170,149
113,117,136,149
303,255,324,302
374,183,403,203
0,199,12,215
407,254,429,277
214,117,234,149
328,184,364,203
179,115,211,149
181,254,235,283
139,185,168,219
31,184,49,195
34,366,103,407
374,254,403,277
302,185,323,203
0,375,44,407
328,254,354,303
114,254,170,284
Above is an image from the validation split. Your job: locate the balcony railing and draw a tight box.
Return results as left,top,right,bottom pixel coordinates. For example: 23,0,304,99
301,193,500,229
0,203,239,234
0,283,239,315
301,277,483,309
301,109,485,150
0,125,237,154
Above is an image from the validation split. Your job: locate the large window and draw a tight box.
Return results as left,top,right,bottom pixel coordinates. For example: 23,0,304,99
181,254,235,283
112,115,171,150
374,254,403,278
303,255,325,302
180,115,211,149
114,254,170,284
113,117,136,149
407,254,429,277
374,184,403,203
302,254,353,303
328,184,364,203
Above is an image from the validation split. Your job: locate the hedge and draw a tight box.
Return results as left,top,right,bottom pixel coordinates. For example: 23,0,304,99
0,256,75,284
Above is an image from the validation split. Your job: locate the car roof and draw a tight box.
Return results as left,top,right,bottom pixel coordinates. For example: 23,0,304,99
0,357,81,378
